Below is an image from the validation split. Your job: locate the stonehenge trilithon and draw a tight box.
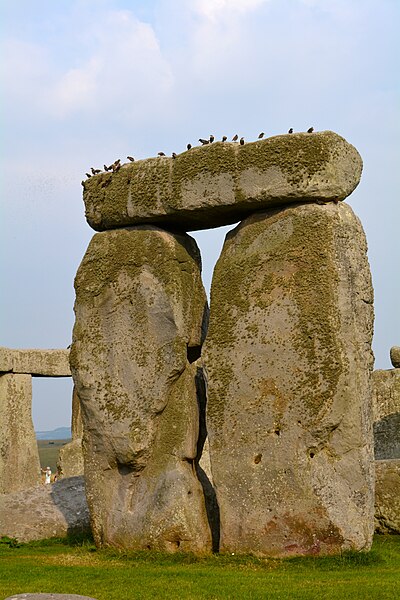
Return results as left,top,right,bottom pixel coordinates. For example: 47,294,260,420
70,226,212,551
203,202,375,556
71,130,376,555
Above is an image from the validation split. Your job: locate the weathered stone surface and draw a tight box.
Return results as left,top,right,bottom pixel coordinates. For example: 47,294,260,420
375,459,400,534
204,202,374,556
372,369,400,460
57,438,84,478
57,387,84,478
70,226,212,552
0,476,90,542
83,131,362,232
0,347,71,377
390,346,400,368
0,373,41,493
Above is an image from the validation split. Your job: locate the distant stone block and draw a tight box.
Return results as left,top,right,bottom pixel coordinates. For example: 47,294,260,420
0,347,71,377
390,346,400,368
83,131,362,232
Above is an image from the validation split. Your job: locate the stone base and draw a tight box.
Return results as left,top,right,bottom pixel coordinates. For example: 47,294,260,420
375,459,400,534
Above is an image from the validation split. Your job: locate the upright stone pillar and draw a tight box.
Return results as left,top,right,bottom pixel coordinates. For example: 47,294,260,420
204,202,375,556
70,225,212,552
0,373,40,493
57,386,84,478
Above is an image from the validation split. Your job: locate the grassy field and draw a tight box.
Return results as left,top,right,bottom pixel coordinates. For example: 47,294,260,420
0,535,399,600
37,439,71,473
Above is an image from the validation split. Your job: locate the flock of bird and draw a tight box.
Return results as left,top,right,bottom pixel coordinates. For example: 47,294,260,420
83,127,315,183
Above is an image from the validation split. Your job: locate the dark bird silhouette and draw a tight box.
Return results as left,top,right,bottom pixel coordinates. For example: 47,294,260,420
222,136,227,142
240,137,245,145
127,156,135,162
85,173,91,178
199,138,209,145
288,128,293,134
113,159,121,165
104,164,111,171
307,127,314,133
91,167,101,175
172,152,177,159
209,135,215,143
81,181,85,186
258,132,264,139
187,143,192,150
232,134,238,142
158,152,166,156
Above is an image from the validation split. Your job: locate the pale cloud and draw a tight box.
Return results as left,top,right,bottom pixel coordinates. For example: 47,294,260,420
47,10,173,119
194,0,269,21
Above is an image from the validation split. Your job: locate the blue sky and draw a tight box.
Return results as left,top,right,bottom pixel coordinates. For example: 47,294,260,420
1,0,399,430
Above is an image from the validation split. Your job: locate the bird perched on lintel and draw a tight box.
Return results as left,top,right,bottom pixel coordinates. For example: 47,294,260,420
288,128,293,134
199,138,209,145
158,152,166,156
239,137,245,145
127,156,135,162
307,127,314,133
232,134,238,142
258,132,264,139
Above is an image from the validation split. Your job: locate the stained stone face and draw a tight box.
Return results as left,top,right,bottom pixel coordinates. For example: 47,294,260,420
83,131,362,232
0,347,70,377
372,369,400,460
0,373,40,494
203,202,374,556
70,226,212,552
375,459,400,534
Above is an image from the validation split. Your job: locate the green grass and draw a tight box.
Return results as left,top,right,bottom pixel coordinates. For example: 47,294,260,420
37,439,71,473
0,535,399,599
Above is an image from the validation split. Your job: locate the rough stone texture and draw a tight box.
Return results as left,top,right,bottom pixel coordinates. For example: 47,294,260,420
70,226,212,552
0,347,71,377
0,373,41,493
57,387,84,477
83,131,362,232
372,369,400,460
375,459,400,534
0,476,90,542
57,438,84,478
204,202,375,556
390,346,400,368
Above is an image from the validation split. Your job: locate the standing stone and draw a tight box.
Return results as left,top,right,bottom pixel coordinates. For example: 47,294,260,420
204,202,374,556
70,226,212,552
0,374,40,493
375,459,400,534
57,387,84,478
372,369,400,460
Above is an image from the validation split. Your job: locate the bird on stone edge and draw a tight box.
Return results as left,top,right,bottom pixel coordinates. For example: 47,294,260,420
222,136,227,142
81,181,85,187
307,127,314,133
199,138,209,145
240,137,245,145
258,132,264,139
232,134,238,142
158,152,166,156
172,152,177,159
187,143,192,150
288,128,293,134
127,156,135,162
209,135,215,143
104,164,111,171
85,172,91,178
91,167,101,175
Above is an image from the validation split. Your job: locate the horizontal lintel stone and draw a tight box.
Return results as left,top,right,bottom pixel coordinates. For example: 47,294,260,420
0,347,71,377
83,130,362,232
